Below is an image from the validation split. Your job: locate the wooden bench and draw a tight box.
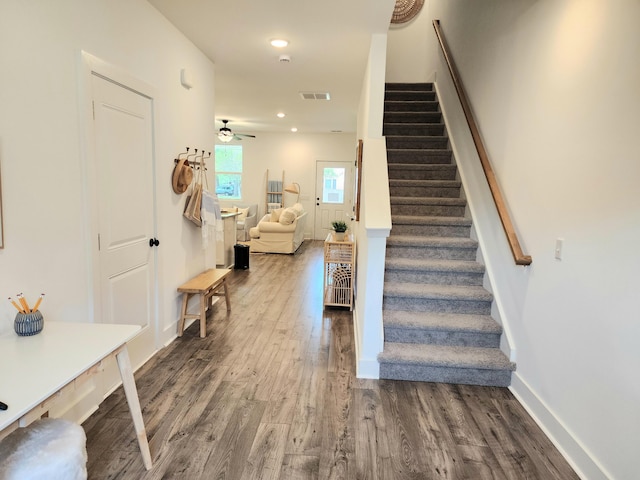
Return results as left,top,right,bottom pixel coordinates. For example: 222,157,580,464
177,268,232,338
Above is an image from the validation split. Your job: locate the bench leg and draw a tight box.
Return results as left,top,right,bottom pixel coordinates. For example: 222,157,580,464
177,293,190,337
199,292,207,338
222,278,231,311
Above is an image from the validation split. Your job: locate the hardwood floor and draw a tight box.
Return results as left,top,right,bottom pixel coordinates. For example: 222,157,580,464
84,241,579,479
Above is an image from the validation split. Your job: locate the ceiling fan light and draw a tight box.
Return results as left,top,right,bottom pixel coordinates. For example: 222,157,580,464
218,130,233,142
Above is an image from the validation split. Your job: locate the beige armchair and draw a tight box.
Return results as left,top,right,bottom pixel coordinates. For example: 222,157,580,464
249,204,307,254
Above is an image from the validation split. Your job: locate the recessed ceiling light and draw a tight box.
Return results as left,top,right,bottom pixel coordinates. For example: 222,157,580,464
270,39,289,48
291,127,298,133
277,112,286,118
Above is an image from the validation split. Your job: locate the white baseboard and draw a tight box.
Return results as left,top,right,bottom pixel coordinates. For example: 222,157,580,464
353,308,380,379
510,373,611,480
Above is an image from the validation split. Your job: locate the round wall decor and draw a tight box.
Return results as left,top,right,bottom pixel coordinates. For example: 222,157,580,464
391,0,425,24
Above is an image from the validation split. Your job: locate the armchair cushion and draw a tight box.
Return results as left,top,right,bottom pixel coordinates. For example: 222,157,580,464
270,208,284,222
279,208,296,225
235,206,250,221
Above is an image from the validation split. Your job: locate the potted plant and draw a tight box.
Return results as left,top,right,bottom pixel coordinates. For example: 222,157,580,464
331,220,348,241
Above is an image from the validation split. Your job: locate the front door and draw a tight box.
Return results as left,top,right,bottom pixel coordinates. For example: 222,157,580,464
91,73,157,368
314,161,354,240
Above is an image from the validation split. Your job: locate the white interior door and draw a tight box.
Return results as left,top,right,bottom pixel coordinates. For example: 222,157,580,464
314,161,354,240
92,73,157,367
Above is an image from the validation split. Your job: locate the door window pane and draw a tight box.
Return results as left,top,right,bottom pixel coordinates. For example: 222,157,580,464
322,167,345,204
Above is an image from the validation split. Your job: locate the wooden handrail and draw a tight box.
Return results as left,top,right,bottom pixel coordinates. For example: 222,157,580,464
433,20,532,266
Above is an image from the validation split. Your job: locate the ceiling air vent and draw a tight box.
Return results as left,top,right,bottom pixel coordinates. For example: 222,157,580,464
299,91,331,100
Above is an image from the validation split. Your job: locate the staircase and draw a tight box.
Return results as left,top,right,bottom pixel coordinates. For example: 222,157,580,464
378,83,515,387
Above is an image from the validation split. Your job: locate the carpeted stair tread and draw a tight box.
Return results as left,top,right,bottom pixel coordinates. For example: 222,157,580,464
387,148,453,155
385,258,485,274
389,179,461,187
384,101,439,112
391,197,466,206
383,112,442,123
386,135,448,140
383,311,502,334
379,342,515,371
386,235,477,248
388,164,458,181
384,283,493,302
388,164,457,171
391,215,471,226
385,83,433,91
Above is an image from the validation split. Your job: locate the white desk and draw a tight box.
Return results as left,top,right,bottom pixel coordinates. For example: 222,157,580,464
0,321,152,470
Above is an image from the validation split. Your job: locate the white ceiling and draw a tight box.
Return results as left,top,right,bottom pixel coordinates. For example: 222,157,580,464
147,0,395,137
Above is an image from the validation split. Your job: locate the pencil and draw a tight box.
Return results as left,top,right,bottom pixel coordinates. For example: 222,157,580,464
8,297,24,313
17,294,30,312
32,294,45,312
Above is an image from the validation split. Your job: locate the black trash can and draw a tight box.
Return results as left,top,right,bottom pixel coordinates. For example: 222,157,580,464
234,244,250,270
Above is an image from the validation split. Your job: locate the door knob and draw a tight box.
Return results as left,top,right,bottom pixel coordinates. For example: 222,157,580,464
149,238,160,247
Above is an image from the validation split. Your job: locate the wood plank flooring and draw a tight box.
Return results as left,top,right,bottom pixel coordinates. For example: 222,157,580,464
83,241,579,480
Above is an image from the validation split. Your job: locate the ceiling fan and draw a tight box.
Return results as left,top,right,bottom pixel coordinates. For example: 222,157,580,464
217,119,256,143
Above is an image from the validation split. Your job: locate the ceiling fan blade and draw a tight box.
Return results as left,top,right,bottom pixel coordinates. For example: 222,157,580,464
235,133,256,138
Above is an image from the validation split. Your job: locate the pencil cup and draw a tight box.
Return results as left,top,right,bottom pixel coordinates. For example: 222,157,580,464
14,310,44,336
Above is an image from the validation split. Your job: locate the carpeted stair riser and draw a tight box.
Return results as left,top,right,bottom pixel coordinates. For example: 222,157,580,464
384,327,500,347
384,268,483,286
387,149,453,165
385,310,501,329
385,90,436,102
378,342,515,386
386,136,449,150
385,258,485,286
386,245,477,262
388,164,457,181
384,285,492,316
391,223,471,237
384,101,439,112
390,201,466,217
386,238,478,261
385,83,434,92
379,363,512,387
389,180,461,198
383,295,491,315
384,112,442,124
383,311,502,347
384,123,445,136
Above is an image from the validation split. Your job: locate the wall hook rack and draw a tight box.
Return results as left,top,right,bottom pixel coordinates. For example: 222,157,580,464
173,147,209,170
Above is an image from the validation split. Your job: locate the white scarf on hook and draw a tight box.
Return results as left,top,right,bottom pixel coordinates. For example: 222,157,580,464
201,189,223,249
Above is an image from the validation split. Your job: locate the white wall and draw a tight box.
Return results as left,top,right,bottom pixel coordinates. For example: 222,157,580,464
385,0,437,83
386,1,639,479
0,0,215,383
217,132,356,239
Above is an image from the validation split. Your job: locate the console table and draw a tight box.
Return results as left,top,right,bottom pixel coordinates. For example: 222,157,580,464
0,322,152,470
217,212,239,268
323,232,356,310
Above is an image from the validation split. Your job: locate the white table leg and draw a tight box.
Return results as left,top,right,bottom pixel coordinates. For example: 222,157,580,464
115,346,152,470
